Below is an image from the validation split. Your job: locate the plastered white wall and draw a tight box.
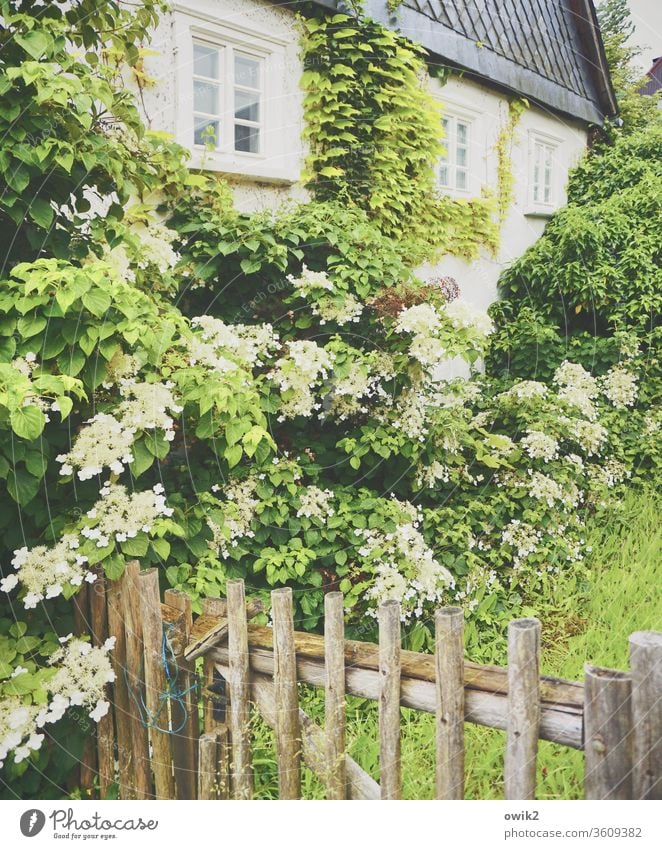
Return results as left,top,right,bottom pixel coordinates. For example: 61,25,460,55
139,0,589,307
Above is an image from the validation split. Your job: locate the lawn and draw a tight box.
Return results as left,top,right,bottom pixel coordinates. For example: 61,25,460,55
250,486,662,799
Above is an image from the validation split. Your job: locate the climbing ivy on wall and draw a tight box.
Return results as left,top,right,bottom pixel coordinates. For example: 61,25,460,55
299,11,499,264
495,98,528,222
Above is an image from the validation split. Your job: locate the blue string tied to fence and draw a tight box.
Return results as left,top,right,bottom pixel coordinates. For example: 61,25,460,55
125,622,198,734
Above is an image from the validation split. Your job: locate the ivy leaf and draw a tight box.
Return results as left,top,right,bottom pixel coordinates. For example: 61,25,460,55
10,406,46,440
27,198,54,230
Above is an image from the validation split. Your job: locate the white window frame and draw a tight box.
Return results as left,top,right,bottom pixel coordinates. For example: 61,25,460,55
173,5,298,182
435,101,482,198
527,130,563,215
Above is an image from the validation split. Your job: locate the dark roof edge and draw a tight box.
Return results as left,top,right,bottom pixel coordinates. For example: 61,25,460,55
566,0,618,117
297,0,614,125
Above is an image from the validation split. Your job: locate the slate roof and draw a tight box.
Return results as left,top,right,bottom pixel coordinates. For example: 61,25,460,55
639,56,662,98
304,0,617,124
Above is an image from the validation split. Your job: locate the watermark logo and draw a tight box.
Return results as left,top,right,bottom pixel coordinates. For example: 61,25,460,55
20,809,46,838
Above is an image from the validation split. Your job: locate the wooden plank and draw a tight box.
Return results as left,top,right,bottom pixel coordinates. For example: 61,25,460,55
629,631,662,799
202,598,228,732
89,570,115,798
435,607,465,800
184,599,263,661
219,623,583,713
73,581,96,796
164,588,198,799
138,569,175,800
227,579,253,799
379,600,401,800
584,665,633,800
216,663,380,800
505,618,541,800
106,572,133,799
211,645,583,749
272,587,301,799
325,592,346,800
122,561,152,800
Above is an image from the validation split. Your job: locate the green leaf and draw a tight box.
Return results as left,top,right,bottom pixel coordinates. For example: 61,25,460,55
15,30,53,59
82,288,111,317
10,406,46,440
103,553,125,581
129,440,154,477
27,198,54,229
225,443,242,468
120,535,149,558
16,314,47,338
7,467,40,505
150,538,170,560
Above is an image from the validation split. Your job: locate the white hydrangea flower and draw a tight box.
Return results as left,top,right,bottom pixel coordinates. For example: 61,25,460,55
501,380,548,401
80,483,174,548
442,300,494,336
501,519,543,568
602,366,638,408
520,430,559,462
395,303,442,336
554,361,599,419
270,340,335,420
190,316,278,366
207,476,260,558
135,222,180,272
6,535,91,608
296,486,335,519
287,264,334,296
572,420,608,456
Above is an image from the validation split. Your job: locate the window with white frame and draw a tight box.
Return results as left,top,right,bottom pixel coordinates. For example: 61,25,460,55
192,39,263,155
530,137,557,207
439,115,471,192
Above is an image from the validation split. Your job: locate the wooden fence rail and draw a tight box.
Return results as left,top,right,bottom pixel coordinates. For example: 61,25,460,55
76,569,661,800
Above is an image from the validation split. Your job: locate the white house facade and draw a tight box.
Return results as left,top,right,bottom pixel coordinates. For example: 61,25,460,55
136,0,616,310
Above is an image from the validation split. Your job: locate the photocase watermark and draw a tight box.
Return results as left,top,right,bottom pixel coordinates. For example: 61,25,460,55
19,808,159,841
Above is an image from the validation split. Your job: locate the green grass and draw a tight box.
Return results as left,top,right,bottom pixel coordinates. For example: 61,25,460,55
249,487,662,799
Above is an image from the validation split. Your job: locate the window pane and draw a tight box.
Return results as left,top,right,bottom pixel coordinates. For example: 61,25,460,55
456,169,467,190
544,185,551,203
235,54,260,88
456,146,467,167
457,122,468,144
439,165,449,186
235,89,260,122
194,80,219,115
194,43,219,79
235,123,259,153
442,117,450,134
194,117,220,147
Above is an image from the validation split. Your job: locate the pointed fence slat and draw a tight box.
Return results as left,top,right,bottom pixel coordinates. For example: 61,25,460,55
89,570,115,797
272,587,301,799
584,665,633,799
324,592,347,799
106,571,134,798
138,569,175,800
629,631,662,799
164,588,198,799
227,579,253,799
505,618,541,800
201,598,228,732
379,600,402,800
435,607,465,799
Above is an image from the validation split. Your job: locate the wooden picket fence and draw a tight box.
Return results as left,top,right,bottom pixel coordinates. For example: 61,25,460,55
72,562,662,800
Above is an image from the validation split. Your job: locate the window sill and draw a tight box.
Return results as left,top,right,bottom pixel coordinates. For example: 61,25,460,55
188,147,300,185
523,207,555,219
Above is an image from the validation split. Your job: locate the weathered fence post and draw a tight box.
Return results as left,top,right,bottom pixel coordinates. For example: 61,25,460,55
435,607,465,800
202,598,228,732
198,728,231,800
89,569,115,797
227,579,253,799
505,617,541,800
106,569,133,798
139,569,175,800
122,561,152,799
272,587,301,799
324,591,347,800
164,588,198,799
72,581,96,796
379,600,402,800
584,664,633,799
629,631,661,799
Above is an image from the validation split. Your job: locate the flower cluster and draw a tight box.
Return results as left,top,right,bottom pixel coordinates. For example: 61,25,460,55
359,520,453,620
554,361,599,419
207,476,260,558
571,419,608,456
443,300,494,337
521,430,559,462
287,264,334,296
296,486,335,519
501,520,543,569
270,340,334,420
190,316,278,367
81,482,173,548
0,637,114,768
322,353,394,421
602,366,638,408
288,266,363,326
135,222,181,273
3,535,93,609
57,381,182,479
